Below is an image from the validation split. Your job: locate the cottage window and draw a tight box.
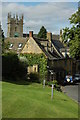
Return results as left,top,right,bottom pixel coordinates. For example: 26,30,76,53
14,32,19,37
34,67,36,72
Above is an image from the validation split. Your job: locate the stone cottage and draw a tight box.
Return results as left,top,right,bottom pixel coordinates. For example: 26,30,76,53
4,13,78,82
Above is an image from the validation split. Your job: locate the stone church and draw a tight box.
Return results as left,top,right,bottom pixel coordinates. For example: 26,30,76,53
5,13,76,82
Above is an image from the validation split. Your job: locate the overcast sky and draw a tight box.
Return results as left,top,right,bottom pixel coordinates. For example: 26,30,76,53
1,2,78,37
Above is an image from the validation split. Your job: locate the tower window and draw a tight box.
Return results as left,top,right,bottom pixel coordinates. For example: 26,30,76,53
14,32,19,37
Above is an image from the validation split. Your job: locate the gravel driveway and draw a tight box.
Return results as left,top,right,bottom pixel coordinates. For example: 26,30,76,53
62,82,80,104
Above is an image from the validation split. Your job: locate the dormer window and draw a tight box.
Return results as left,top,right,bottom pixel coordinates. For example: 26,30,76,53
18,43,23,49
9,43,13,49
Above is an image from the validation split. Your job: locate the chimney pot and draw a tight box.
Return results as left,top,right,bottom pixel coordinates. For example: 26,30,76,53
29,31,33,37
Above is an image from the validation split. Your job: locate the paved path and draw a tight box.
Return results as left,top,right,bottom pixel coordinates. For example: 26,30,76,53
62,82,80,104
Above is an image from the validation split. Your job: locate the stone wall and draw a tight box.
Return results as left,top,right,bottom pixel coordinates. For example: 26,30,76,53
21,37,43,54
47,58,73,82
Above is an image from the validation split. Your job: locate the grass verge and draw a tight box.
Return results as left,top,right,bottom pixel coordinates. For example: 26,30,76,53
2,81,78,118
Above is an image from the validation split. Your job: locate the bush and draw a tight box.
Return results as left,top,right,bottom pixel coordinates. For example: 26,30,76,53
2,52,26,80
28,73,40,83
46,80,58,86
20,53,47,80
45,80,62,92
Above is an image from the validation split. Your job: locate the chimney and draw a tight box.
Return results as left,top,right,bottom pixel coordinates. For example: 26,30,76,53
22,14,24,21
60,29,63,42
47,32,52,41
29,31,33,38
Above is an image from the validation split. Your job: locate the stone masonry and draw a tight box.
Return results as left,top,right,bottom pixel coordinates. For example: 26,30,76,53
7,13,23,37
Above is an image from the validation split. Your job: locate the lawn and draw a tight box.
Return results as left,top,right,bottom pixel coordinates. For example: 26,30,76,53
2,81,78,118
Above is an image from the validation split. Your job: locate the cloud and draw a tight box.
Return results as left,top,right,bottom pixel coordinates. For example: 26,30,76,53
0,2,2,23
2,0,80,2
2,2,78,36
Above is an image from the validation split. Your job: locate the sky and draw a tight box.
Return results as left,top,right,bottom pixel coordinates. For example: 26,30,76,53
0,1,79,37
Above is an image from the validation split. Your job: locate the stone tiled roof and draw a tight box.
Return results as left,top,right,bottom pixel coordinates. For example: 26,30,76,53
52,40,64,50
33,37,61,59
52,34,60,41
51,39,65,58
33,35,64,58
60,47,69,52
5,37,28,53
5,35,65,59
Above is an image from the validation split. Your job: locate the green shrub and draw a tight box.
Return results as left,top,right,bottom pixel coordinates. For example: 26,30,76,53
28,73,40,83
45,80,62,92
2,52,26,80
20,53,47,80
46,80,58,86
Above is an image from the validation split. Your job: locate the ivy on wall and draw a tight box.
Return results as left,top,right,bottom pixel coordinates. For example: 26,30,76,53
20,53,47,79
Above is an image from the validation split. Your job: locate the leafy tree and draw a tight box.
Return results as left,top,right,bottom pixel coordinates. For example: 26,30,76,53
37,26,47,39
69,7,80,27
1,30,5,53
62,27,70,44
62,7,80,59
69,34,80,59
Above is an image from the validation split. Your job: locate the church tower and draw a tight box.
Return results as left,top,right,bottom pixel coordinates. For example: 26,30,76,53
7,13,23,37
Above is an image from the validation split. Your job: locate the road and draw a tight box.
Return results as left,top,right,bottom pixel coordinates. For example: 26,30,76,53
62,82,80,104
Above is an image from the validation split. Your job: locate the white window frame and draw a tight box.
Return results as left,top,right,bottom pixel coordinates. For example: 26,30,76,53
18,43,23,49
9,43,13,49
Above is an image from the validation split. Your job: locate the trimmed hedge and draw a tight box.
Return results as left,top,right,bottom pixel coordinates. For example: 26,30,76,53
2,52,26,80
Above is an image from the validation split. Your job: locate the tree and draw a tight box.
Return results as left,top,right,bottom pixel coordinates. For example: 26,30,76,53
62,7,80,59
37,26,47,39
1,30,5,53
69,34,80,59
62,27,70,44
